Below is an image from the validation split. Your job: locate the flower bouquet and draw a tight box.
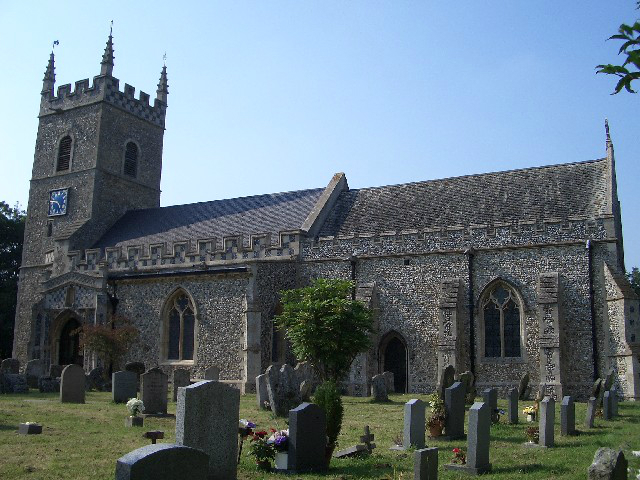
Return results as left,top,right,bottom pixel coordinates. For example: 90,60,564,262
525,426,539,444
427,393,446,437
522,405,536,422
248,430,275,471
451,447,466,465
268,429,289,470
125,398,145,427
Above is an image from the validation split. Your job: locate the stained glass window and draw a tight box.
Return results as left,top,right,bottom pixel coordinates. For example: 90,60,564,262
165,291,196,361
482,283,522,358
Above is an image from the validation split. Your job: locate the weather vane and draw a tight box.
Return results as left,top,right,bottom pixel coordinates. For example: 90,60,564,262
110,20,113,35
52,40,59,51
163,51,167,66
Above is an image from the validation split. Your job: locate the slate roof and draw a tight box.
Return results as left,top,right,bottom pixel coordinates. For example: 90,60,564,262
94,188,324,249
319,159,610,237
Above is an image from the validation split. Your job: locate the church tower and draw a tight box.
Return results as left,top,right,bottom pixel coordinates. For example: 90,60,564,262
12,34,168,362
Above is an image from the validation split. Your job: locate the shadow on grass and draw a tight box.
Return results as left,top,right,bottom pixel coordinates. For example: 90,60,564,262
0,423,17,431
490,463,573,475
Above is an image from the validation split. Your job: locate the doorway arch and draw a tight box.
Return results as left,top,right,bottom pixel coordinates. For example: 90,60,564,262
58,318,81,365
379,331,408,393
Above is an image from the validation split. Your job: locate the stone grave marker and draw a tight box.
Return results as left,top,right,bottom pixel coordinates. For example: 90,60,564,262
256,373,269,409
49,364,63,378
176,380,240,480
38,376,60,393
115,443,209,480
266,364,301,416
585,397,597,428
88,367,107,391
610,386,619,417
603,391,613,420
113,371,138,403
141,368,168,415
299,380,314,401
371,373,388,402
596,379,607,408
204,365,220,381
539,396,555,447
1,358,19,374
603,370,615,391
172,368,190,402
3,374,29,393
414,447,438,480
518,372,530,400
482,388,498,423
142,430,165,445
507,387,518,424
458,370,476,403
382,371,395,393
587,448,627,480
60,364,85,403
445,401,491,475
125,362,145,391
445,381,466,439
289,402,327,473
25,359,45,389
403,399,426,449
335,425,377,458
560,395,575,436
592,378,603,397
294,361,319,399
18,423,42,434
437,365,456,399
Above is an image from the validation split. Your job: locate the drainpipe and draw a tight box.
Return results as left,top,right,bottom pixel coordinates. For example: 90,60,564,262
465,248,476,375
586,240,599,380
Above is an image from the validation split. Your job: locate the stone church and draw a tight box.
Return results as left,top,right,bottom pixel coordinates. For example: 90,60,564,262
12,35,640,400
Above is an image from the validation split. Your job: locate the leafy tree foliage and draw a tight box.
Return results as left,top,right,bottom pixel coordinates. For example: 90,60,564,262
313,380,343,456
597,2,640,94
627,266,640,297
0,202,25,359
275,278,374,383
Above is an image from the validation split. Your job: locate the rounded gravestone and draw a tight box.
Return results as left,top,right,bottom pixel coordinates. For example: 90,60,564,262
60,364,86,403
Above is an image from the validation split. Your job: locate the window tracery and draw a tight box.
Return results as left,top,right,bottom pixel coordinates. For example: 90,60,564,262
482,283,522,358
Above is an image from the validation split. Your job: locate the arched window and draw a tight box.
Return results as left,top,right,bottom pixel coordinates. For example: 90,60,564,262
123,142,138,177
481,283,522,358
163,290,196,362
56,136,72,171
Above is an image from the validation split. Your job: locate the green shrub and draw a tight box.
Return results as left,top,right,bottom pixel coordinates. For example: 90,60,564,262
313,380,343,448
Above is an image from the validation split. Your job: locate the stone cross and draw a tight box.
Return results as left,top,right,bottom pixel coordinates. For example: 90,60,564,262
560,396,575,436
404,399,426,449
289,402,327,473
444,381,466,439
143,430,165,445
482,388,498,424
505,387,517,424
115,443,209,480
585,397,597,428
60,364,85,404
113,371,138,403
602,391,612,420
539,396,555,447
414,447,438,480
360,426,376,453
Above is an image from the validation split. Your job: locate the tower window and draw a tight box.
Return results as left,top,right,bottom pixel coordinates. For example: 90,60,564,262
56,136,72,171
124,142,138,177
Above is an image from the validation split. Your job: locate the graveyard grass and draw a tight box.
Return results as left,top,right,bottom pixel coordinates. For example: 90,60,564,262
0,392,639,479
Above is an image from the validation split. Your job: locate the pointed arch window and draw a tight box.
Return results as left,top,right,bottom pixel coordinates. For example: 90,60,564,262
481,283,522,358
123,142,138,177
56,136,72,171
163,290,196,362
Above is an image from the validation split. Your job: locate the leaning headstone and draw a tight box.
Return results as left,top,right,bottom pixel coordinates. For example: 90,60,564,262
458,371,476,404
603,391,613,420
204,365,220,381
587,448,628,480
585,396,597,428
172,368,190,402
294,361,318,394
113,371,138,403
560,396,575,436
382,371,395,393
437,365,456,399
445,382,466,439
256,373,269,409
507,388,518,424
60,364,85,403
414,447,438,480
482,388,498,423
603,370,615,392
592,378,604,397
371,374,388,402
1,358,20,374
140,368,168,415
38,376,60,393
266,364,301,416
403,399,426,449
176,380,240,480
289,402,327,473
49,364,63,378
518,373,530,400
539,396,555,447
299,380,315,402
445,401,491,475
25,359,45,389
115,443,209,480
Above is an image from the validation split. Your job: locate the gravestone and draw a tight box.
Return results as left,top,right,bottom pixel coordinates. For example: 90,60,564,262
603,370,615,391
172,368,190,402
294,361,319,398
125,362,145,391
596,379,607,408
458,370,476,403
437,365,456,399
334,425,377,459
204,365,220,381
592,378,603,397
49,364,63,378
176,380,240,480
610,386,619,417
603,391,612,420
60,364,85,403
113,371,138,403
414,447,438,480
518,373,530,400
25,359,45,389
289,402,327,473
140,368,168,415
266,364,301,416
539,396,555,447
585,397,597,428
446,401,491,475
445,381,466,439
3,374,29,393
507,388,518,424
299,380,314,401
560,396,575,436
404,399,426,449
38,376,60,393
587,448,628,480
115,443,209,480
88,367,107,391
1,358,20,374
382,371,395,393
482,388,498,423
256,373,269,409
371,374,388,402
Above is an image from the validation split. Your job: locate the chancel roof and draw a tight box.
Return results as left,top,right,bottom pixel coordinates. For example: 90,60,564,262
319,159,610,237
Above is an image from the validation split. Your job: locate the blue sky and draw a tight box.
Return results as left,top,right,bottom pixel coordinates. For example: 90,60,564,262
1,1,638,268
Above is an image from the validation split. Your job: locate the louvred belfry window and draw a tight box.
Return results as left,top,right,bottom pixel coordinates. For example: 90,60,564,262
56,136,72,171
482,284,522,358
124,142,138,177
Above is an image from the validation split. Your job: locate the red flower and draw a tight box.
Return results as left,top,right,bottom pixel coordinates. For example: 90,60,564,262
453,448,460,453
270,428,277,433
255,430,268,438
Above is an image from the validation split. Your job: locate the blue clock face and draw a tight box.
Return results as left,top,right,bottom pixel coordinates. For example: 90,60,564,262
48,189,68,216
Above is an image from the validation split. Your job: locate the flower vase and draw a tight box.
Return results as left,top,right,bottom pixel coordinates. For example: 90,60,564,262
429,422,444,438
256,460,271,472
125,415,144,427
526,414,535,422
275,451,288,470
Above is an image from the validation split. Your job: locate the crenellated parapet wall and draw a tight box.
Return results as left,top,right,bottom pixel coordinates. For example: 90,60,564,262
40,75,166,127
302,217,610,259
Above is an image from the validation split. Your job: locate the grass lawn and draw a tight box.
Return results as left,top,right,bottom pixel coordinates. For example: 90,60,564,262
0,391,638,479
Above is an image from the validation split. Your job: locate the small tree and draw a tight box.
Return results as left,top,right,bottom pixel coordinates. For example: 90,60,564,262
627,266,640,297
275,278,374,383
